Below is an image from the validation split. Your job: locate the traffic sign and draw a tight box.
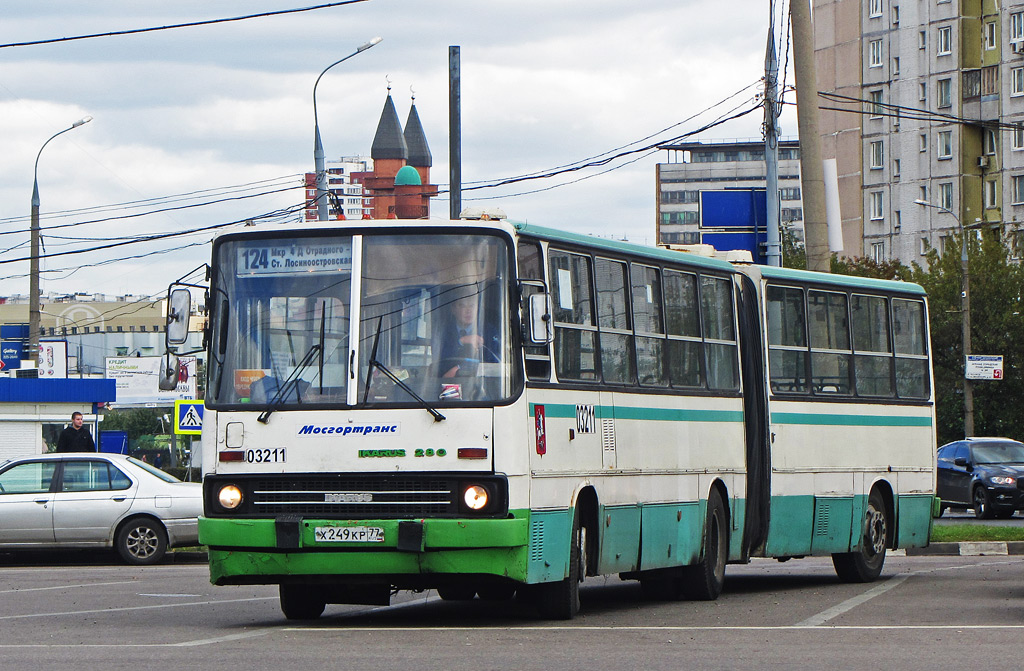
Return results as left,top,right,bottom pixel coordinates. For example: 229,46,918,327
966,355,1004,381
174,400,204,435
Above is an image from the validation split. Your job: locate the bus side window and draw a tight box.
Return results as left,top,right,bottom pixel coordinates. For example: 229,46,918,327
549,250,598,381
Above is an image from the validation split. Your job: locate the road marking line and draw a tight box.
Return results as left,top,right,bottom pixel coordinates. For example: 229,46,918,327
796,573,911,626
0,581,134,594
0,596,276,621
284,624,1024,632
170,629,276,647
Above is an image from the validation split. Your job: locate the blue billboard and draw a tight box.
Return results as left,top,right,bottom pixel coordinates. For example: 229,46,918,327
0,341,24,370
698,189,768,264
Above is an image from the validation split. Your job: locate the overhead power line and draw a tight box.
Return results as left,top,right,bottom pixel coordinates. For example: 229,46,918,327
0,0,371,49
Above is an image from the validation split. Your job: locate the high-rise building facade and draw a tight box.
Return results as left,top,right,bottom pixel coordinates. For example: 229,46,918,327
815,0,1024,264
656,139,805,246
304,157,374,221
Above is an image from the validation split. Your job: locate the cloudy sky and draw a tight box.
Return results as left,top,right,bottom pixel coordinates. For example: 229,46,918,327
1,0,794,299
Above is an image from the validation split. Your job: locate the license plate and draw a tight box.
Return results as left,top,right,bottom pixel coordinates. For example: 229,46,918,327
314,526,384,543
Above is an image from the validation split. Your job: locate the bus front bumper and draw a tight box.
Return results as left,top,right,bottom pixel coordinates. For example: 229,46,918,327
198,515,530,585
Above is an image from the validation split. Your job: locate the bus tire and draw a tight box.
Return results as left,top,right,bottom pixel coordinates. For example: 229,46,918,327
679,488,728,601
279,584,326,620
535,508,584,620
832,488,888,583
437,586,477,600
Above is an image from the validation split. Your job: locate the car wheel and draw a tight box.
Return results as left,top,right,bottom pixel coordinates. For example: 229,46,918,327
116,518,167,565
973,487,994,519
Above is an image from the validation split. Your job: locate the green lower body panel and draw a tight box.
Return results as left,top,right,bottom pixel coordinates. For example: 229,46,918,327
896,494,933,548
200,512,531,586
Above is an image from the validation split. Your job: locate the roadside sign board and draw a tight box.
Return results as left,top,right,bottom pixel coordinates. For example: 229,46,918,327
174,400,204,435
966,355,1003,381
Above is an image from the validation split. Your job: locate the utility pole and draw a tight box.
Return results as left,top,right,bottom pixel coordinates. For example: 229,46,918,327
789,0,830,272
449,46,462,220
764,6,782,267
962,233,974,437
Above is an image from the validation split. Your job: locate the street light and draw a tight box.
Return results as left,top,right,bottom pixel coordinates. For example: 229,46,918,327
29,115,93,358
313,36,382,222
914,198,975,436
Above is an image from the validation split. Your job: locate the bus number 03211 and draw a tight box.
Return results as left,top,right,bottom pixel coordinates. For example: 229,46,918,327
246,448,286,463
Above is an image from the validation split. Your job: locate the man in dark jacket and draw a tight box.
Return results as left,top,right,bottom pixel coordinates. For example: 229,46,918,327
55,412,95,452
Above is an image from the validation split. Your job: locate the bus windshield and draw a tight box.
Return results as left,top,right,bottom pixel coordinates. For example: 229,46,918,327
207,232,514,407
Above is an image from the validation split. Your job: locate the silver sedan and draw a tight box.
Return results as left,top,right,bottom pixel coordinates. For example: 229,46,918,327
0,453,202,564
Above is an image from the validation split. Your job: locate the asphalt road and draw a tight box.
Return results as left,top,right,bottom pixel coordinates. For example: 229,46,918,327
0,552,1021,671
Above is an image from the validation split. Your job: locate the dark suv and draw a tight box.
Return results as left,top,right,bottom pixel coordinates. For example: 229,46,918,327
936,438,1024,519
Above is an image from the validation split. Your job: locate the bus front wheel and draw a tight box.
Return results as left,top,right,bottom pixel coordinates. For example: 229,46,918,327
832,489,888,583
535,509,585,620
279,585,326,620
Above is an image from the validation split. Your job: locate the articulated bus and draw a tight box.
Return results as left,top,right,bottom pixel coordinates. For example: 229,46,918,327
161,217,936,620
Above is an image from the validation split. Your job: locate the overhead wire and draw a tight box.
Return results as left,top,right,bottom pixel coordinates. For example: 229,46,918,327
0,0,372,49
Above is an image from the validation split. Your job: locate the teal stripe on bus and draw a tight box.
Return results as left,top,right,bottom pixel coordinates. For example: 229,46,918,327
771,412,932,427
529,403,743,423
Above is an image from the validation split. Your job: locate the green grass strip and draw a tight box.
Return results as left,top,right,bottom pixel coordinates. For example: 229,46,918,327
930,524,1024,542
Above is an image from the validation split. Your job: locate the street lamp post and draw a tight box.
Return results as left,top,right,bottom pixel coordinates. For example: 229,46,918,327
915,198,974,436
29,115,93,358
313,36,382,222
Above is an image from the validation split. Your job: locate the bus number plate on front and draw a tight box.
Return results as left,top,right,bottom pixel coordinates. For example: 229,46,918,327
314,526,385,543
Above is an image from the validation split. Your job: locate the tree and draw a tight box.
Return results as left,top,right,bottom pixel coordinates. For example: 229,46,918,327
100,408,163,440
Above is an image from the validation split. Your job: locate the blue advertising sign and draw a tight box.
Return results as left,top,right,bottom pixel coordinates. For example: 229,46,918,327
700,190,767,229
0,341,24,370
0,324,29,340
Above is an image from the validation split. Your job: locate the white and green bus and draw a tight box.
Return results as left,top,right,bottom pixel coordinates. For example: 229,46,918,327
163,217,935,620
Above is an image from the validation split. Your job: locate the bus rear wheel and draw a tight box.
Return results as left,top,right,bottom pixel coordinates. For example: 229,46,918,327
679,488,728,600
832,488,888,583
279,585,326,620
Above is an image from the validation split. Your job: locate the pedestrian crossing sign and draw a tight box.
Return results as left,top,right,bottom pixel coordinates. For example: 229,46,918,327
174,400,204,435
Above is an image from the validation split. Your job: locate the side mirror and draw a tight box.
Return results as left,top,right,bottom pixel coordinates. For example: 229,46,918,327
527,293,554,345
954,457,968,467
157,352,181,391
165,287,192,345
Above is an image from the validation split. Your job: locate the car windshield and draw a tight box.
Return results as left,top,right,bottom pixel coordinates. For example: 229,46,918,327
971,442,1024,464
127,457,182,482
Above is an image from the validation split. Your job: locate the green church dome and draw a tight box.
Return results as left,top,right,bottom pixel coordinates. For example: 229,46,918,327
394,165,422,186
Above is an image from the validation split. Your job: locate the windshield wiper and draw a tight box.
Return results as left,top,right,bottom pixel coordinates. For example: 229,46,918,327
257,343,322,424
363,316,445,422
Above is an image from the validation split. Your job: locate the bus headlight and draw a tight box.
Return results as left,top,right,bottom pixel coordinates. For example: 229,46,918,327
463,485,489,511
218,485,243,509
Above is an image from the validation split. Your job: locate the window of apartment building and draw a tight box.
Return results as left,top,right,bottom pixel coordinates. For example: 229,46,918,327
869,0,883,17
892,5,900,24
869,141,884,169
894,210,902,231
937,26,952,55
919,237,929,256
870,242,886,263
869,39,884,67
938,130,953,158
1013,12,1024,42
939,182,954,210
919,185,928,202
1013,175,1024,204
779,187,801,200
919,30,927,49
919,82,927,101
984,128,997,155
985,22,997,50
920,133,928,152
1013,67,1024,96
869,191,884,220
985,179,998,208
868,90,884,117
781,207,804,221
1014,124,1024,150
893,57,900,75
937,78,952,108
893,159,902,177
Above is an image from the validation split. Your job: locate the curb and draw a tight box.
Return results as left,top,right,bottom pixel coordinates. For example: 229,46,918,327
905,542,1024,556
